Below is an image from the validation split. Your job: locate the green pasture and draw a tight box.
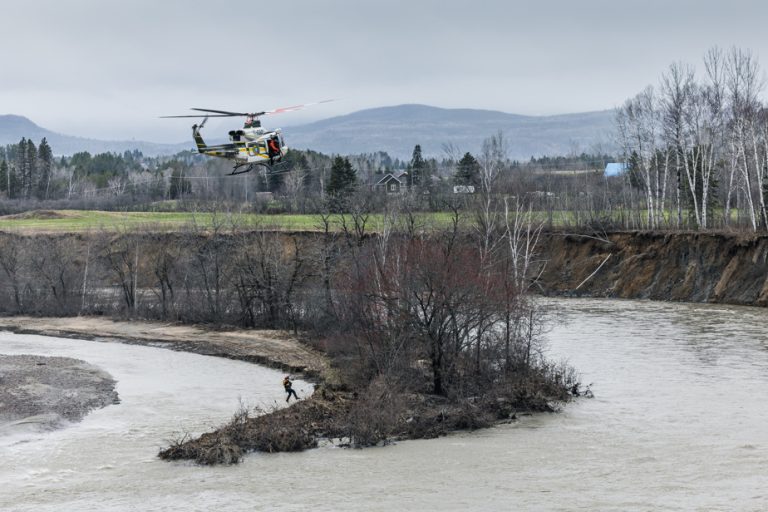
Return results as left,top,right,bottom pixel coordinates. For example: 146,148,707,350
0,210,313,232
0,210,468,233
0,208,736,234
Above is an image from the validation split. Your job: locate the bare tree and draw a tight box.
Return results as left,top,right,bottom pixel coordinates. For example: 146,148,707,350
661,64,696,228
0,235,25,311
725,47,764,230
101,230,141,312
233,231,311,330
28,236,82,314
617,86,665,228
284,168,306,212
475,131,507,260
146,235,182,318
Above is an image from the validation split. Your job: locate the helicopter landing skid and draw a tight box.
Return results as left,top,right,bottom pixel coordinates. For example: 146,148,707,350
229,162,271,175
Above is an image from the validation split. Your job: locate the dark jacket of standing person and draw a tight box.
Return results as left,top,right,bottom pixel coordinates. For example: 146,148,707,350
283,376,299,402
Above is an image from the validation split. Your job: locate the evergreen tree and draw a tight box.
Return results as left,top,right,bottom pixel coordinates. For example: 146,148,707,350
626,150,643,190
8,162,20,198
409,144,426,187
327,156,357,211
25,139,37,199
454,152,479,186
327,156,356,197
70,151,93,180
37,138,53,199
0,160,8,194
15,138,28,198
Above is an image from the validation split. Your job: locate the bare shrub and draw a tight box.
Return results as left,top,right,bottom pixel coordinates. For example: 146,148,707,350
197,432,243,465
340,376,407,448
244,403,318,453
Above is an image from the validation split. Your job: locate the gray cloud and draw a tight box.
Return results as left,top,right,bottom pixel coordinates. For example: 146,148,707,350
1,0,767,143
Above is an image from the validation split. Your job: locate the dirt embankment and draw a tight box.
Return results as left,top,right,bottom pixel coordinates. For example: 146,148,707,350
536,231,768,305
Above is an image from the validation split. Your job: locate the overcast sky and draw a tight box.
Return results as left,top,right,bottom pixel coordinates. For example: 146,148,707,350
2,0,767,143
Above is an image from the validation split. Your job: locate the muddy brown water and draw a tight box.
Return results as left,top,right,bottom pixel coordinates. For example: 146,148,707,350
1,298,767,511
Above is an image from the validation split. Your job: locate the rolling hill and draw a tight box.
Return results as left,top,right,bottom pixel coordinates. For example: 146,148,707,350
1,105,617,159
286,104,616,160
0,115,188,156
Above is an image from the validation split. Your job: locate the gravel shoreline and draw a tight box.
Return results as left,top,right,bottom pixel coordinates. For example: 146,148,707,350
0,316,329,380
0,317,331,437
0,354,119,434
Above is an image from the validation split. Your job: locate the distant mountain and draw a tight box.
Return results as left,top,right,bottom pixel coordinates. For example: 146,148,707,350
286,104,616,160
0,115,188,156
1,105,617,160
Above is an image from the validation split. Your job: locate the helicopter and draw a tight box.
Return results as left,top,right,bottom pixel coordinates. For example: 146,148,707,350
161,101,331,175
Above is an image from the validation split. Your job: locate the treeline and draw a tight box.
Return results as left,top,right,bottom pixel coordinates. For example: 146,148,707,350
0,136,558,212
0,138,54,200
616,46,768,231
0,139,419,212
0,224,312,327
0,139,149,204
14,112,752,233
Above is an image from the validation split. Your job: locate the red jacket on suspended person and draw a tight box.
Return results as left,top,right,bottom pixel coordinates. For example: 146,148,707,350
268,137,280,157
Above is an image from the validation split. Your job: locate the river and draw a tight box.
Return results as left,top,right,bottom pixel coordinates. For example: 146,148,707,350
1,298,767,511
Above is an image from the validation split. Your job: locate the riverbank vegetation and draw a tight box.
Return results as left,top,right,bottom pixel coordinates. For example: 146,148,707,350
0,186,577,463
155,203,574,464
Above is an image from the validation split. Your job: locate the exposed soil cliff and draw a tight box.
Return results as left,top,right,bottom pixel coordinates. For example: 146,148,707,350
537,231,768,306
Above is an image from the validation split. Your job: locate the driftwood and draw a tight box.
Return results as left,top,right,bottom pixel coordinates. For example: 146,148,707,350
574,253,612,291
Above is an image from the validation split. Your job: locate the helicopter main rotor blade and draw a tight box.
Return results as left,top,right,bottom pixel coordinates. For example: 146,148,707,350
162,100,334,119
190,108,255,116
160,114,235,118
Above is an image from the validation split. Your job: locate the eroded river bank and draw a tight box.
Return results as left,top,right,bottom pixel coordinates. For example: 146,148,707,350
1,298,767,511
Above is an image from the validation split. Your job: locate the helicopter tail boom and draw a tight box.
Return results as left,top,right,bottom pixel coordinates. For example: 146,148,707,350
192,123,207,153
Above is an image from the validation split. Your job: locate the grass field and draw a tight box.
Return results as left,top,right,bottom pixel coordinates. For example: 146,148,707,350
0,209,468,233
0,208,733,234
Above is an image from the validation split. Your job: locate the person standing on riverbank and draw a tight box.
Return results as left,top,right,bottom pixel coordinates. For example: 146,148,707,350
283,375,299,402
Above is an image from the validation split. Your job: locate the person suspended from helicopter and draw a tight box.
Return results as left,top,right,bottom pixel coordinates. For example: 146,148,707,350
267,136,280,164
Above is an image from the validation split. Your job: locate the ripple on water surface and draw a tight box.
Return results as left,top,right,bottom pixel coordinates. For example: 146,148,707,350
2,300,768,511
